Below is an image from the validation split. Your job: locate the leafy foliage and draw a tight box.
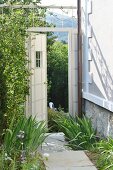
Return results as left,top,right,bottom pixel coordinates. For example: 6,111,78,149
20,153,46,170
4,116,47,154
1,115,47,169
96,138,113,170
0,2,49,137
48,108,66,132
56,114,96,150
47,41,68,111
0,10,29,129
0,0,40,4
0,1,56,169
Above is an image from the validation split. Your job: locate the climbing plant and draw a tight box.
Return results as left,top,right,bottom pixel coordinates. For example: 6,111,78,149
0,0,41,4
0,3,49,137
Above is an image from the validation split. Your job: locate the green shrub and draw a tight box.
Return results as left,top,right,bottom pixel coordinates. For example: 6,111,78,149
0,1,50,136
48,108,66,132
21,153,46,170
4,115,47,153
56,114,96,150
96,138,113,170
0,10,30,133
47,41,68,111
1,115,47,169
0,148,46,170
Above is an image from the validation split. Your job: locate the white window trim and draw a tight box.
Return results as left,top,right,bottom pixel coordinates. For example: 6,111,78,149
83,92,113,112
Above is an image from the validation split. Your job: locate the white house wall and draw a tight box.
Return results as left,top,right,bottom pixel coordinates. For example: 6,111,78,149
83,0,113,112
82,0,113,137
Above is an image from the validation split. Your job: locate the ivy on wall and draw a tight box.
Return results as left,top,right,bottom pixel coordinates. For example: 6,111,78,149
0,6,47,134
0,10,29,131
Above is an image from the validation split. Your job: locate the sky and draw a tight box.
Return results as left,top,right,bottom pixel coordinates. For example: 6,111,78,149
41,0,77,17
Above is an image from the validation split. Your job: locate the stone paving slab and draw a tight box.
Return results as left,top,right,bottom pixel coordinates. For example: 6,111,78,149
44,151,97,170
45,167,97,170
40,133,70,153
40,133,97,170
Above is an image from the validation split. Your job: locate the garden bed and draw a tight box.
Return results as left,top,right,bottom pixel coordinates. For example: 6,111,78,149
85,151,99,169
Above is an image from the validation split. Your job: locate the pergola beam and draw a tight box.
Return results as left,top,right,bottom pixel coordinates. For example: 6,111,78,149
0,4,77,9
27,27,77,33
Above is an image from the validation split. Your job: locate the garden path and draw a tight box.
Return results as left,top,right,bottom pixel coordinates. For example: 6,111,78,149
40,133,97,170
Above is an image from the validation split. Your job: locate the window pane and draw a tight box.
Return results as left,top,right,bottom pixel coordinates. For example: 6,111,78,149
36,51,42,68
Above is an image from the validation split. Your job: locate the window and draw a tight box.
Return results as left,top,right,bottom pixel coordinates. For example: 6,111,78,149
36,51,42,68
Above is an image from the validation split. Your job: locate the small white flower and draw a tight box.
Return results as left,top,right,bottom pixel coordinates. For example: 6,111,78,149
30,164,38,170
5,156,12,161
17,130,25,139
5,153,7,157
43,153,49,157
110,151,113,155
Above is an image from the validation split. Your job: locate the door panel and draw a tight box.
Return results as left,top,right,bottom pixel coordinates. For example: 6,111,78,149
28,33,47,121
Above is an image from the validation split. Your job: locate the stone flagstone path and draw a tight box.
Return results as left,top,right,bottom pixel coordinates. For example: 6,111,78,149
40,133,97,170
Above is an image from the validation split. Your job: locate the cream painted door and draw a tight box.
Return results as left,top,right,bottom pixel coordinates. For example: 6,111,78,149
29,33,47,121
